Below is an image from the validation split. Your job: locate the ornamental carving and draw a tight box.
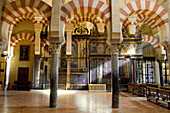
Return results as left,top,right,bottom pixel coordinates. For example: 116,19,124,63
110,44,127,54
50,44,61,54
110,44,120,54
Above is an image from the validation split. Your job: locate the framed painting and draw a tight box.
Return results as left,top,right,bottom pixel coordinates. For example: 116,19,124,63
20,45,29,61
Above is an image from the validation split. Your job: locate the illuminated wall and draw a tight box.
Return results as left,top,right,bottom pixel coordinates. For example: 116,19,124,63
9,40,34,89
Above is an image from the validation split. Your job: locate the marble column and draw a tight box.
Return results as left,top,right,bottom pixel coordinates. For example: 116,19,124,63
50,44,60,108
110,44,119,108
78,41,81,68
129,59,133,83
4,56,12,90
33,57,41,88
158,59,164,86
66,59,71,90
49,0,63,108
154,61,160,86
167,51,170,82
0,45,3,72
33,15,42,89
99,59,103,83
133,60,136,84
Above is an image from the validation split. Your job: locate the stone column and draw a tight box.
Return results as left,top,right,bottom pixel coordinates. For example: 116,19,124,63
34,14,43,56
4,56,12,90
50,44,60,108
129,59,133,83
154,61,160,86
158,59,164,86
66,59,71,90
0,45,3,71
78,41,81,68
33,15,43,89
110,44,120,108
65,24,73,90
33,57,41,88
66,31,72,55
133,60,136,84
0,45,4,90
167,50,170,82
99,59,103,83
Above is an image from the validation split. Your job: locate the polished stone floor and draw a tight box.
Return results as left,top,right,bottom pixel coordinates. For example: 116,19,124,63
0,90,169,113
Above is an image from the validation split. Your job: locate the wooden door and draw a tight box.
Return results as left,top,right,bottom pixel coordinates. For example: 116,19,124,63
18,67,29,83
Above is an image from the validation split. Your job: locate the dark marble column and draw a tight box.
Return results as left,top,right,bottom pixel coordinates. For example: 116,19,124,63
33,57,41,89
110,44,119,108
158,59,164,86
129,59,133,83
50,44,60,108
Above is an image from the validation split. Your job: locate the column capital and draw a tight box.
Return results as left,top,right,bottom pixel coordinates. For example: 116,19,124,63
110,44,120,54
50,43,61,54
34,23,42,31
34,13,43,23
34,14,43,31
110,44,126,54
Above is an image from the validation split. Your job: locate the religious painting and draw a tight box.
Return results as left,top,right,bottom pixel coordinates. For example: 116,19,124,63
20,45,29,61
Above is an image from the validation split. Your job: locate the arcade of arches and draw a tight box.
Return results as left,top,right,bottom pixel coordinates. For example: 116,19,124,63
0,0,170,110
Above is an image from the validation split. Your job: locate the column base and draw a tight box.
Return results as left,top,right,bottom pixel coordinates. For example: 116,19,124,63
112,106,120,109
50,105,58,108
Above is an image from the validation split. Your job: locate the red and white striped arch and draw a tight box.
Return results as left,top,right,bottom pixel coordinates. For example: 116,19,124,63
69,14,101,26
2,0,51,21
11,12,48,28
10,33,35,47
61,0,110,26
41,38,49,47
10,33,49,47
1,0,52,40
125,14,159,30
120,0,168,25
135,14,158,29
142,35,160,49
120,0,168,37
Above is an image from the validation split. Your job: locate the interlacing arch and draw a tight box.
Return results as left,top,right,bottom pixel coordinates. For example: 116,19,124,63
60,0,110,26
10,33,49,47
142,35,160,49
1,0,52,40
41,38,49,47
120,0,168,40
11,12,48,28
125,14,158,30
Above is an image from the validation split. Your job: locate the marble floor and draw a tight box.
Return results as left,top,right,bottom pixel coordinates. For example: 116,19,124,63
0,90,169,113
